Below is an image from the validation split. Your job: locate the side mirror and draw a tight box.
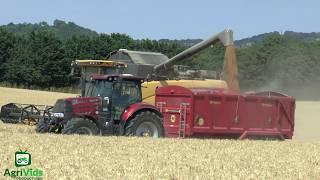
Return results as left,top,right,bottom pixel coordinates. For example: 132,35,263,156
104,97,110,105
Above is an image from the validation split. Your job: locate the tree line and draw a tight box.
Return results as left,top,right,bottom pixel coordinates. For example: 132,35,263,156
0,28,185,88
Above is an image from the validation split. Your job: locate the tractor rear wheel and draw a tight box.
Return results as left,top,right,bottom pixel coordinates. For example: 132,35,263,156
62,118,99,135
125,111,164,138
35,118,50,133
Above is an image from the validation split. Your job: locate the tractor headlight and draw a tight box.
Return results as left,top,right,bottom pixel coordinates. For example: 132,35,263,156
53,113,64,118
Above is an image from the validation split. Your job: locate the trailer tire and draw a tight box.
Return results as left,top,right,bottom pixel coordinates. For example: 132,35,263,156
125,111,164,138
62,118,99,135
35,118,50,133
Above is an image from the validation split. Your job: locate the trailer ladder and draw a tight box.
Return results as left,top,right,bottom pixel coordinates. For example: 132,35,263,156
179,103,189,138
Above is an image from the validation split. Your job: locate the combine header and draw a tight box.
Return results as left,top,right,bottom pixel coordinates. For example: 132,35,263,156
0,103,53,125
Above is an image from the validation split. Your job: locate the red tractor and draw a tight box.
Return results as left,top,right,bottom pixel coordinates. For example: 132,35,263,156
36,74,164,137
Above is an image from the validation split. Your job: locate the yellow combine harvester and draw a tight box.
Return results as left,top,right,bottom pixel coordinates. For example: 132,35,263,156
72,29,239,105
73,60,228,105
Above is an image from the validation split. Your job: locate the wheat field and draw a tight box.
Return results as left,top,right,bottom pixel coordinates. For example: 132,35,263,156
0,87,77,105
0,87,319,179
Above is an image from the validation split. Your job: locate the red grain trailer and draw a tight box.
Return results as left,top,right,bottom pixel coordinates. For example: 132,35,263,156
155,86,295,140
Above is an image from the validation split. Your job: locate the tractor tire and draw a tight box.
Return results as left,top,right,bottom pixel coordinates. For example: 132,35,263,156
35,118,50,133
62,118,99,135
125,111,164,138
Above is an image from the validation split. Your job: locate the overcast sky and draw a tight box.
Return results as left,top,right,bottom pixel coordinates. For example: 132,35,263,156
0,0,319,40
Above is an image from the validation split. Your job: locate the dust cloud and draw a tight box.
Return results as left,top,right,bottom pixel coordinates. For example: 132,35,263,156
255,78,320,101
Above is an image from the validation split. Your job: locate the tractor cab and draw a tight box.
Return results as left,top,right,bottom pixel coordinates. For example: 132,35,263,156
88,74,143,121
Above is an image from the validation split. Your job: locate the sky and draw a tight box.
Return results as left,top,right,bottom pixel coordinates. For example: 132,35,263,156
0,0,319,40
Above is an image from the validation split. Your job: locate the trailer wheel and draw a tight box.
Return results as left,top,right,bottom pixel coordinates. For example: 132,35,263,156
62,118,99,135
35,118,50,133
125,111,164,138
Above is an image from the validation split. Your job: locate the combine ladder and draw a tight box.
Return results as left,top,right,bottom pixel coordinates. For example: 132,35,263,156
179,103,189,138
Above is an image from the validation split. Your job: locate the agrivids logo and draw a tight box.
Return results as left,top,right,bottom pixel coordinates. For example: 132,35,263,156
15,149,31,167
3,149,44,180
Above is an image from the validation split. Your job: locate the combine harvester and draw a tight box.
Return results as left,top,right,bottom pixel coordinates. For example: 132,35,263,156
1,29,295,139
73,29,238,105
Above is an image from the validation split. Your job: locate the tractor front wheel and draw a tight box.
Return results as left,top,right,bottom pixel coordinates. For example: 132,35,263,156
62,118,99,135
35,118,50,133
125,111,164,138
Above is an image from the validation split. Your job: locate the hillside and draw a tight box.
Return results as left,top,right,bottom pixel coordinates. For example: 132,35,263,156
2,20,320,46
0,20,98,40
236,31,320,47
172,31,320,47
160,31,320,48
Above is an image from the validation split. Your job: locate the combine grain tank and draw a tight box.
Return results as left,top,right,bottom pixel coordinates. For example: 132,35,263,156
156,86,295,139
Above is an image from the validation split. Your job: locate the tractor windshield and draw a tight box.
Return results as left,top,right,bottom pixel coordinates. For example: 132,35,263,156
111,80,142,120
86,80,113,97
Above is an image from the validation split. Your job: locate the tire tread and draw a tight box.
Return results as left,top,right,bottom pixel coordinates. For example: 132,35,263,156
62,118,99,135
